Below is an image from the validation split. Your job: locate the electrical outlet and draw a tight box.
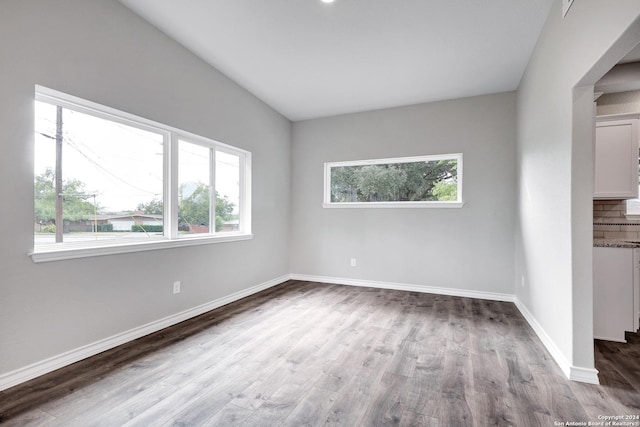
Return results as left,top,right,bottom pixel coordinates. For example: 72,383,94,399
350,258,357,267
173,281,181,294
521,276,525,287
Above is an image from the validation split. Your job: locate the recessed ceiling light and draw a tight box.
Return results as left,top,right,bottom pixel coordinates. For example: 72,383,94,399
321,0,335,3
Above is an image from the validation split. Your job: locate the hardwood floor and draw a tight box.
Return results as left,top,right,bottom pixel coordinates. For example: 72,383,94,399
0,280,638,426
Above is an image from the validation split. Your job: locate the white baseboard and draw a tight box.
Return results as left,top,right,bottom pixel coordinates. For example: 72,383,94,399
289,274,516,302
292,273,600,385
514,299,600,385
513,299,572,378
569,366,600,384
0,275,290,392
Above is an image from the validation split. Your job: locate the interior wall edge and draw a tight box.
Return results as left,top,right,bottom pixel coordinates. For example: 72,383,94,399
513,298,599,385
0,274,291,392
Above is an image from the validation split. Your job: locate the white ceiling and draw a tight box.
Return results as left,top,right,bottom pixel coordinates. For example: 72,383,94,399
119,0,555,121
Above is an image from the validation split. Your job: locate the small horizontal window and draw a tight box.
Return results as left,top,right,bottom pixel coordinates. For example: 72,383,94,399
32,86,252,262
323,154,463,208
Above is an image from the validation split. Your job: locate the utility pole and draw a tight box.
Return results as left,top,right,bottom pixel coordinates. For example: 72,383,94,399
55,106,63,243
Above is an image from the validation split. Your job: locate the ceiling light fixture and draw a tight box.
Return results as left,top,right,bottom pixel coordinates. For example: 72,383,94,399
321,0,335,3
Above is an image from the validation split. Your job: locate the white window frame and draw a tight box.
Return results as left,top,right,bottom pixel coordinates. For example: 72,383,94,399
31,86,252,263
323,153,463,209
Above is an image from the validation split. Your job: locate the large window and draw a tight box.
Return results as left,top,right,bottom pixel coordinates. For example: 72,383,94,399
324,154,463,208
33,86,251,261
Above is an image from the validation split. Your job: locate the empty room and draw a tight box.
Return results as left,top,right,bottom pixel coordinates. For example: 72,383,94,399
1,0,640,425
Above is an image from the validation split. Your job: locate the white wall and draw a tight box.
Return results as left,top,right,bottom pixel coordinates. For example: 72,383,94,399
290,93,517,295
0,0,291,379
516,0,640,378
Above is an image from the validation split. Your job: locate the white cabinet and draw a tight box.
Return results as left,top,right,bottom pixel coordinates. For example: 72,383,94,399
593,247,639,342
593,118,639,199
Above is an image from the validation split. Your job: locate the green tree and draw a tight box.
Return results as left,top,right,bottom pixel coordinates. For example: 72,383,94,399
431,181,457,201
132,184,235,232
330,166,358,202
330,159,458,202
398,159,457,201
215,195,235,231
34,168,97,224
136,198,163,215
179,182,210,227
355,165,406,201
178,182,235,231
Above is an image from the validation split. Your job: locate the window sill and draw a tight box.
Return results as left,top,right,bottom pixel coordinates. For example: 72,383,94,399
30,233,253,263
322,201,464,209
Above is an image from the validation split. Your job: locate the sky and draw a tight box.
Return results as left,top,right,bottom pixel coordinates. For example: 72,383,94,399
34,101,240,214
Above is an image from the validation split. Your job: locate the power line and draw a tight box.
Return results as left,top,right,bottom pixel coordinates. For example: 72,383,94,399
63,137,160,195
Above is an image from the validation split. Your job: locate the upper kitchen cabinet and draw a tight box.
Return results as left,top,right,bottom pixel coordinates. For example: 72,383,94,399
594,117,639,199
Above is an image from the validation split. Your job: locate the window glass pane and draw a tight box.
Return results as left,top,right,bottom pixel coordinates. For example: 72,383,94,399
178,140,211,235
215,151,240,232
34,101,164,248
329,158,458,203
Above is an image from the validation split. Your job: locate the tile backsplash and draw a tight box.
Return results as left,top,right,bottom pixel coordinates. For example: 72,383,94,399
594,200,640,239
